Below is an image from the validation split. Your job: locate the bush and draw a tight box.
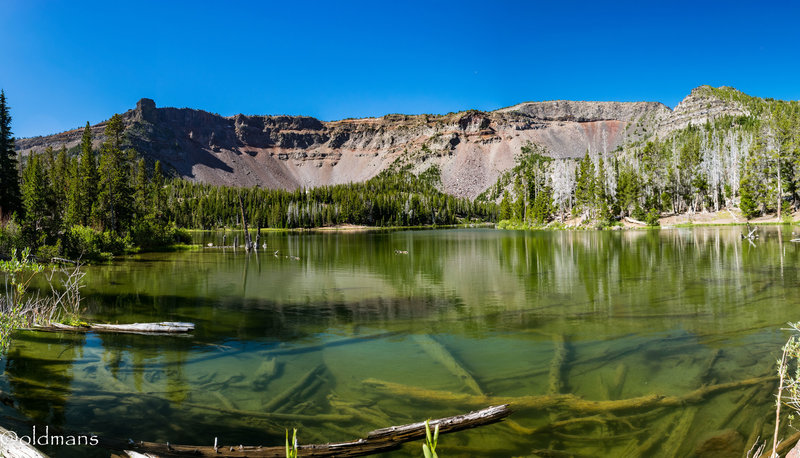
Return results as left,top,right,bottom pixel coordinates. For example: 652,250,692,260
62,226,124,261
632,205,646,221
35,241,61,261
130,219,191,250
645,208,661,226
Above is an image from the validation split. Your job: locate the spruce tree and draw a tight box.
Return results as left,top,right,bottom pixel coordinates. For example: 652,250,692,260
151,160,166,222
499,190,512,221
20,153,49,231
0,90,21,218
575,153,596,214
94,114,133,233
77,122,98,225
134,158,148,219
65,157,82,227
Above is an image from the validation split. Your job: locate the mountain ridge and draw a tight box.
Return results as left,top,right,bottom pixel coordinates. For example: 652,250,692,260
15,86,747,199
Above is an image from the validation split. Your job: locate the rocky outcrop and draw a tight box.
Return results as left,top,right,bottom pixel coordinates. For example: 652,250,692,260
655,86,749,136
497,100,670,123
14,86,749,199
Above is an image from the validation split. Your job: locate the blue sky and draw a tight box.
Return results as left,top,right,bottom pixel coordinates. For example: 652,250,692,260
2,0,799,138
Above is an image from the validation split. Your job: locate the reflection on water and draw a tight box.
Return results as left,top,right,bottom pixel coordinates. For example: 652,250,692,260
2,227,798,457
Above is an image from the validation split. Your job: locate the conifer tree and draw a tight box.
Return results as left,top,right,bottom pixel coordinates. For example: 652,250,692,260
151,160,166,221
77,122,98,225
94,114,133,233
575,153,596,214
0,90,21,217
134,158,149,219
20,153,49,231
499,190,512,221
65,157,82,227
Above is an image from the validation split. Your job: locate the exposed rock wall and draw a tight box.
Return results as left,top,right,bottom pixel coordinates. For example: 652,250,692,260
15,86,747,199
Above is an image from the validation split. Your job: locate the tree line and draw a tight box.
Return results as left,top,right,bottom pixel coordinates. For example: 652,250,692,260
0,91,496,260
481,87,800,227
167,165,495,230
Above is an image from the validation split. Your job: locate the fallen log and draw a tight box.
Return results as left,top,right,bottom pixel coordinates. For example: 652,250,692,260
30,322,195,334
624,217,647,226
363,375,774,413
99,404,512,457
0,425,49,457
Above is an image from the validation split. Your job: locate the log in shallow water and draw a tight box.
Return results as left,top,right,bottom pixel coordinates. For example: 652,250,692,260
30,322,195,334
100,404,512,457
363,375,775,413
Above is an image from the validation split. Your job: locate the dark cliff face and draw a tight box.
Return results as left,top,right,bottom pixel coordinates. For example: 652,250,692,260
15,90,735,199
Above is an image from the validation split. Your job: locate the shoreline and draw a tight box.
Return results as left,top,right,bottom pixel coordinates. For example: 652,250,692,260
498,209,799,232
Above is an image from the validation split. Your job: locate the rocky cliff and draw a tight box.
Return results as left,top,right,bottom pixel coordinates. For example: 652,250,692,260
15,86,746,199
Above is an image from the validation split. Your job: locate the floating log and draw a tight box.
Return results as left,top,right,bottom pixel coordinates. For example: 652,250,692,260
99,404,511,457
31,322,195,334
0,425,49,457
363,375,774,413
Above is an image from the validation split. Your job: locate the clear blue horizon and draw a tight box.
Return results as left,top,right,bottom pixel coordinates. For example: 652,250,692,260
2,0,799,138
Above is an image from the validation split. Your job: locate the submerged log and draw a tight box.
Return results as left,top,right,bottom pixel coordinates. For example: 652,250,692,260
363,375,774,414
412,334,483,395
548,334,569,395
31,322,195,334
100,404,511,457
764,430,800,458
262,364,325,412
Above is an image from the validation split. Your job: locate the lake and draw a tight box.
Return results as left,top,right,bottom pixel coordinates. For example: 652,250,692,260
2,227,797,457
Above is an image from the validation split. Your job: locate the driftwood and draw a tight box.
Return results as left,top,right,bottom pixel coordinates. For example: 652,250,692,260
0,425,49,457
624,216,647,226
31,322,195,334
363,375,775,413
99,404,511,457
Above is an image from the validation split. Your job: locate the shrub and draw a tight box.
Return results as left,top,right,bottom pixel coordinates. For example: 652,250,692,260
62,226,124,261
645,209,661,226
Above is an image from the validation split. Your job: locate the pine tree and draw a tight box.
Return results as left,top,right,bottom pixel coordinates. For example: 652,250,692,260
575,153,596,214
134,158,149,219
77,122,98,225
0,90,21,218
65,157,82,227
94,114,133,233
151,160,166,222
499,190,512,221
21,153,49,231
